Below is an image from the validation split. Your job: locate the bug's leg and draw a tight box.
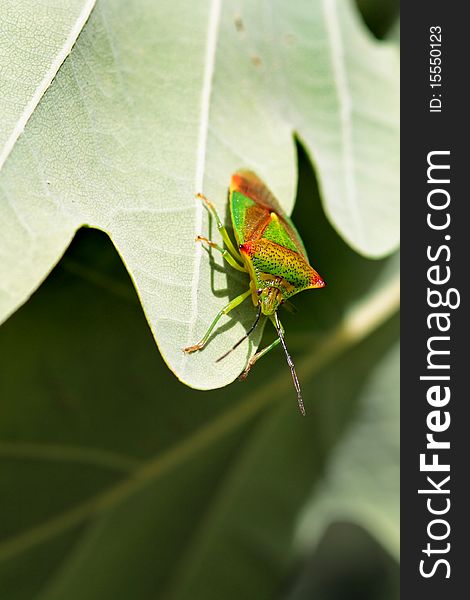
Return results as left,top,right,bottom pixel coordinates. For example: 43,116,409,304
196,193,242,263
195,236,246,273
183,289,252,353
216,303,262,363
239,336,281,380
240,315,285,378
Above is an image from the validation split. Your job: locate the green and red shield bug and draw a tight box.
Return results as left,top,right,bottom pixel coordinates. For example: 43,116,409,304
183,170,326,415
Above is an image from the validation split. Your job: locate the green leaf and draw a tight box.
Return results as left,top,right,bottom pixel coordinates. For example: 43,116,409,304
0,0,96,169
0,0,399,389
285,523,399,600
294,342,400,561
0,226,398,599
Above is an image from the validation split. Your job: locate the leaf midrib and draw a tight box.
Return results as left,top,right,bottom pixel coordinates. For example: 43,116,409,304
181,0,222,377
322,0,364,246
0,0,97,171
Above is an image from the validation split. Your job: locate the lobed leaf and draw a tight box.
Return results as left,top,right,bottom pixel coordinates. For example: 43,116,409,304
0,0,399,388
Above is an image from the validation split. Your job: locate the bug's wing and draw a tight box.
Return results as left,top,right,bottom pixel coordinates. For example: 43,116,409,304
231,170,285,214
229,186,271,246
230,171,308,258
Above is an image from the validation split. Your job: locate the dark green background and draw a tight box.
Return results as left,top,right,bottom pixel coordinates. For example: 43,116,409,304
0,2,399,598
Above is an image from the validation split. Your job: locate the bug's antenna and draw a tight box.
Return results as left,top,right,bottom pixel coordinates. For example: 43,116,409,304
274,311,305,416
216,303,262,363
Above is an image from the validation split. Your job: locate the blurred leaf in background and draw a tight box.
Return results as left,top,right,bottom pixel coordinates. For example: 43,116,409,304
0,0,399,599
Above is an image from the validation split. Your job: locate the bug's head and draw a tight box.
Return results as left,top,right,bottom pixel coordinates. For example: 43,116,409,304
258,287,283,316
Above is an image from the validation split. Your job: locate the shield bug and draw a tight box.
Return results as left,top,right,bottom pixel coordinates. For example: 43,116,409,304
183,171,326,415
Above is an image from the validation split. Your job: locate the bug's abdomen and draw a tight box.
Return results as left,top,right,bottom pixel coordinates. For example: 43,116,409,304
240,239,325,299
